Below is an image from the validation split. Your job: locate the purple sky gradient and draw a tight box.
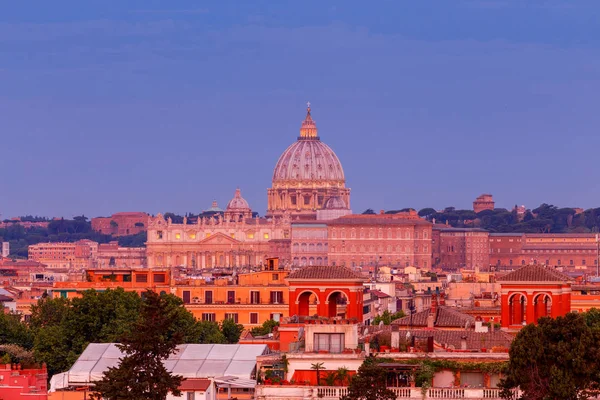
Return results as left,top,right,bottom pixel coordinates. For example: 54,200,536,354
1,1,599,218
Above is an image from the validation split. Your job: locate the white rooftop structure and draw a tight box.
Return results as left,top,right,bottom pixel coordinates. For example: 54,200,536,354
50,343,269,392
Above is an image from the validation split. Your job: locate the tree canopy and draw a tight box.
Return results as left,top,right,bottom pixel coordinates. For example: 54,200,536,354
340,357,396,400
91,290,183,400
500,309,600,400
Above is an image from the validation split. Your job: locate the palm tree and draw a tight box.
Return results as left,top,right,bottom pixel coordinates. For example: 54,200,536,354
336,367,349,386
311,362,325,385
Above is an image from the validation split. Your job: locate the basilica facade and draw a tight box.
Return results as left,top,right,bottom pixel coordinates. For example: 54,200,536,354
146,106,351,268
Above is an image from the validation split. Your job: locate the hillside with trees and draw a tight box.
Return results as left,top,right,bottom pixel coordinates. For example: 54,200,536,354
0,216,146,258
416,204,600,234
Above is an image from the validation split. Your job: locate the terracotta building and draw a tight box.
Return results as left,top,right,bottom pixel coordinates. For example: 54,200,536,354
497,264,572,331
173,263,289,327
267,105,351,220
489,233,600,269
28,240,98,269
435,227,490,270
327,211,432,268
91,212,148,236
0,363,47,400
473,194,495,213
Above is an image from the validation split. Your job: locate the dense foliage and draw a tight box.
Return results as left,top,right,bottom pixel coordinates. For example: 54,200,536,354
0,216,146,258
416,204,600,233
500,309,600,400
372,310,406,325
340,357,397,400
250,319,279,337
0,289,243,377
91,290,183,400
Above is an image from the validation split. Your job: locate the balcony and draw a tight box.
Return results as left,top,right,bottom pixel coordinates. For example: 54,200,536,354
255,386,519,400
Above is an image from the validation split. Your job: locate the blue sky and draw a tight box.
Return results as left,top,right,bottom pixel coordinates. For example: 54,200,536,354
1,0,599,218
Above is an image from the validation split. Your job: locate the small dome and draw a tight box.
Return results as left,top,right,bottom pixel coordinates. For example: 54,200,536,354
226,188,251,211
204,200,223,213
324,195,347,210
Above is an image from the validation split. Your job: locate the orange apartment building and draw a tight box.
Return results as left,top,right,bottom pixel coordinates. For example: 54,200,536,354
52,267,172,299
173,268,289,327
28,240,98,269
52,259,290,328
91,212,148,236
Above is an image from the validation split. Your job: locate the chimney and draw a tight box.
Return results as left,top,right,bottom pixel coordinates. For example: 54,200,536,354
430,294,438,314
365,342,370,356
439,293,446,306
460,336,467,350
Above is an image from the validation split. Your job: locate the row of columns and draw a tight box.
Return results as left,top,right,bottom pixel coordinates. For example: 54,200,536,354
150,251,261,268
268,188,350,211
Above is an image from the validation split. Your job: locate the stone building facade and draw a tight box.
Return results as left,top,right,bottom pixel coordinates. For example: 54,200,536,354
435,228,490,270
291,221,329,266
327,211,432,268
488,233,600,269
473,194,495,213
91,212,148,236
146,190,292,268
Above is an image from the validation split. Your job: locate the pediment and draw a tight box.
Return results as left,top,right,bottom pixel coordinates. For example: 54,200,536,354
199,232,241,245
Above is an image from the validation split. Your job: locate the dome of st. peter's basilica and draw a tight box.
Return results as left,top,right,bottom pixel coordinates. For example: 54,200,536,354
267,105,351,220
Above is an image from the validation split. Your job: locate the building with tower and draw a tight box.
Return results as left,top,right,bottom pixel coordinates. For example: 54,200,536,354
267,105,350,220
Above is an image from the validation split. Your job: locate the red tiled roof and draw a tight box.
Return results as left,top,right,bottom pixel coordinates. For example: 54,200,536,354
392,306,475,328
394,329,513,350
179,378,211,392
496,265,572,282
370,290,390,299
286,265,364,280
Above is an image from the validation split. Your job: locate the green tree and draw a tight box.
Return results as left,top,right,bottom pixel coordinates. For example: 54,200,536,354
340,357,396,400
91,290,183,400
221,318,244,344
336,366,349,386
372,310,406,326
311,362,324,385
500,311,600,400
362,209,376,215
192,321,226,344
0,312,33,349
250,319,279,337
418,208,436,219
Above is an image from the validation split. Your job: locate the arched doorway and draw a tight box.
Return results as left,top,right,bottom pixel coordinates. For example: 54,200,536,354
297,291,319,317
534,293,552,322
326,291,349,318
508,293,526,326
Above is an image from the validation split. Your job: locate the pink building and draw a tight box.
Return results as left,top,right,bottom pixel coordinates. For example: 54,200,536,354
91,212,148,236
0,363,47,400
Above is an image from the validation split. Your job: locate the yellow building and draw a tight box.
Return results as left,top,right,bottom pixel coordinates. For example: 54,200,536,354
173,268,290,327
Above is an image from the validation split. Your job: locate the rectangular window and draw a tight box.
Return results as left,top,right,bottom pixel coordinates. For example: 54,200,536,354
270,291,284,304
205,291,213,304
135,274,148,283
314,333,344,353
182,291,191,304
225,313,239,323
583,259,587,265
187,393,195,400
153,274,166,283
250,291,260,304
202,313,216,322
270,313,282,322
304,196,310,205
227,290,236,304
570,259,574,265
156,231,163,239
250,312,259,324
291,196,296,205
264,233,269,239
272,273,279,281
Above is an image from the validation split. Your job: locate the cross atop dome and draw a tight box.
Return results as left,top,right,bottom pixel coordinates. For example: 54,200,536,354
299,102,318,139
